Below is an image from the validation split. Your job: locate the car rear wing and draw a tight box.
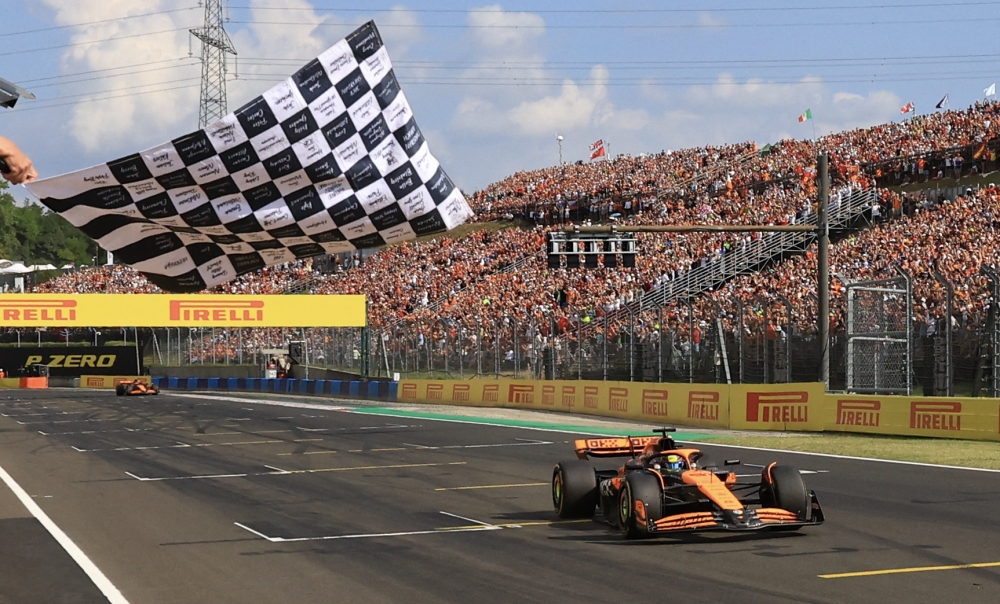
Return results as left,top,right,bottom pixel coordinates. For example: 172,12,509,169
574,436,661,460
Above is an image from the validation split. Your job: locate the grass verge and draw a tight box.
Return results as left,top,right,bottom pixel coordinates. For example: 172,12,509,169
706,432,1000,470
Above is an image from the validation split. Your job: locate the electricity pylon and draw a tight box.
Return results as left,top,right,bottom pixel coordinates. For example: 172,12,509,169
190,0,237,128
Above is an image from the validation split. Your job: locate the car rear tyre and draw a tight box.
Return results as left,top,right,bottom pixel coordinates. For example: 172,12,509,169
761,465,810,525
553,460,598,519
115,384,126,396
619,472,662,539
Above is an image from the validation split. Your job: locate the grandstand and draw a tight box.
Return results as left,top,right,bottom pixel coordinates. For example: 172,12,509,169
25,100,1000,395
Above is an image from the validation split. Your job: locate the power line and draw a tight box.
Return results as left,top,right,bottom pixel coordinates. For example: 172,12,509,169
26,62,200,90
0,83,200,113
234,73,1000,86
18,58,197,85
20,77,201,104
0,26,195,57
228,2,1000,13
237,52,1000,67
0,6,199,38
229,16,1000,29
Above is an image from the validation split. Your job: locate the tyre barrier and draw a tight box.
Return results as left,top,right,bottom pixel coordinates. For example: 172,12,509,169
151,376,398,402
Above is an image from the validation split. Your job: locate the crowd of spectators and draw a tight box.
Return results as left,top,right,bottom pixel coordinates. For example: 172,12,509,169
27,100,1000,366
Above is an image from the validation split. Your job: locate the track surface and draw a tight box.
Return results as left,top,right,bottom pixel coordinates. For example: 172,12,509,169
0,389,999,603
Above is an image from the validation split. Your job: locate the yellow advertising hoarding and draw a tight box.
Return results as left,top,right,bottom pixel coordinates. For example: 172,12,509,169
827,393,1000,441
397,379,730,429
728,383,827,432
398,379,1000,442
0,294,366,328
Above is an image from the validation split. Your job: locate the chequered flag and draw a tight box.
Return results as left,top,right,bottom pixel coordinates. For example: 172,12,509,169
25,21,473,292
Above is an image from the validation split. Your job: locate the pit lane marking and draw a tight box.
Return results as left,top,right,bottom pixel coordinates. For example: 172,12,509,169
435,482,548,491
125,461,466,481
819,560,1000,579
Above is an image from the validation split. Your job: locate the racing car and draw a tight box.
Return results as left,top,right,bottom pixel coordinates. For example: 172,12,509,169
115,379,159,396
552,428,824,539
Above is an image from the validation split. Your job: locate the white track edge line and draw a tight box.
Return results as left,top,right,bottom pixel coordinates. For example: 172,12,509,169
169,392,1000,473
685,440,1000,473
0,463,130,603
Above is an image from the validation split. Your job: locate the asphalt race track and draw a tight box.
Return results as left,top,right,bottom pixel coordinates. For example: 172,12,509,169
0,389,998,604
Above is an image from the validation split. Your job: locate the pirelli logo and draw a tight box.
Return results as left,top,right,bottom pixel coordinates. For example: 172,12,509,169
482,383,499,402
169,300,264,322
508,384,534,405
608,387,629,413
561,385,576,408
400,383,417,400
452,384,470,402
837,399,880,427
584,386,599,409
86,377,104,387
641,390,669,417
910,401,961,431
688,391,720,421
541,385,556,406
426,383,444,401
0,299,76,322
746,391,809,423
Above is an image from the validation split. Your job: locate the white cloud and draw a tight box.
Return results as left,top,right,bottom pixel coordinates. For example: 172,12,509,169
41,0,200,153
467,4,545,49
639,74,902,150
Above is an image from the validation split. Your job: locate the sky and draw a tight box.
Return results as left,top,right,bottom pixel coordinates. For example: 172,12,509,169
1,0,999,201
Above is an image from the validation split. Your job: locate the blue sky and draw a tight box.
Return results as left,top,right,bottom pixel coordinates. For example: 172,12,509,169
2,0,998,198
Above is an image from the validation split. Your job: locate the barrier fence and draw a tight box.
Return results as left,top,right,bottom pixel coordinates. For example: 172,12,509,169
2,274,999,398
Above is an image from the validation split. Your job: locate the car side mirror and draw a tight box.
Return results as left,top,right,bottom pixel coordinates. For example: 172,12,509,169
724,459,741,466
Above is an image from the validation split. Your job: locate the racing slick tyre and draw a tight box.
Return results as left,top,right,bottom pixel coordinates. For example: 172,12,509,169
618,472,662,540
553,460,598,519
761,465,810,527
115,384,126,396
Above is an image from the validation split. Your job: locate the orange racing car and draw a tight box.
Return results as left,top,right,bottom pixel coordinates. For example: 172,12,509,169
115,379,159,396
552,428,824,539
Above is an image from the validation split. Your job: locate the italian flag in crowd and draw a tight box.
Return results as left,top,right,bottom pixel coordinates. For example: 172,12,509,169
797,109,812,122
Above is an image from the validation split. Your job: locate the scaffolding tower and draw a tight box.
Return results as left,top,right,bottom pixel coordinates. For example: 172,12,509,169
190,0,237,128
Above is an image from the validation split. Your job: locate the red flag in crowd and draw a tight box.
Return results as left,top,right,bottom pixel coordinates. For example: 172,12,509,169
589,139,603,151
590,145,606,160
900,101,914,114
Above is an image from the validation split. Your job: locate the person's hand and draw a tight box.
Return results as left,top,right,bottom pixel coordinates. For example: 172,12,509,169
0,137,37,184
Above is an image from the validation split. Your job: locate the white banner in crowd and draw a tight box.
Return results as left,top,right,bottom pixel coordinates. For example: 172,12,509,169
26,21,473,292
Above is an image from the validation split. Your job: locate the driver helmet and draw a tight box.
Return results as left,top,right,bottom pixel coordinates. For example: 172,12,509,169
663,454,685,472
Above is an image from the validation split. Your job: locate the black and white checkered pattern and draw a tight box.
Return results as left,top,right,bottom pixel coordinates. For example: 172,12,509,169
25,22,473,292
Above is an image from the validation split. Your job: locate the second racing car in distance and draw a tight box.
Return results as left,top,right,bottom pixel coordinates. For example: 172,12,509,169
115,379,159,396
552,428,824,539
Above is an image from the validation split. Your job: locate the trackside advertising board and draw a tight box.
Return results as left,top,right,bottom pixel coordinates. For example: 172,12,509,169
0,294,366,327
397,379,731,429
0,346,138,377
828,393,1000,441
397,379,1000,442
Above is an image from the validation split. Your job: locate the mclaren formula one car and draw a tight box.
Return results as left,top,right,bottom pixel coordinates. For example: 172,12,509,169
115,379,159,396
552,428,824,539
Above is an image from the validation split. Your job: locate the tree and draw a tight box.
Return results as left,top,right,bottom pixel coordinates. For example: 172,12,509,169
0,182,96,266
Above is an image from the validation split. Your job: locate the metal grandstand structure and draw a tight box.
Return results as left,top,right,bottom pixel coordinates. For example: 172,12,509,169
640,187,876,307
